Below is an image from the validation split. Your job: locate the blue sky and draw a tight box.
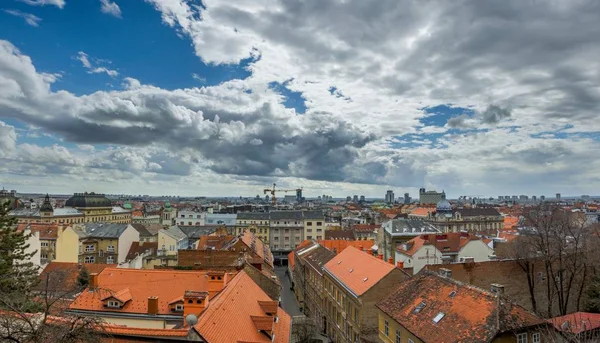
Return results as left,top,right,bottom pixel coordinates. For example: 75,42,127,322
0,0,599,197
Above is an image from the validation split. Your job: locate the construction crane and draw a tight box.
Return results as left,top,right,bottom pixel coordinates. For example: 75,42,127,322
263,183,303,206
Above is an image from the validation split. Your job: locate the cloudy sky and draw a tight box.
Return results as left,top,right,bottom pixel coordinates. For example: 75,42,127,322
1,0,599,198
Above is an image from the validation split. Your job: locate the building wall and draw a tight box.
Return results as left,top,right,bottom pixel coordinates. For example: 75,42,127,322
303,219,325,241
55,227,80,263
457,240,494,263
378,311,422,343
24,229,41,269
177,211,205,226
395,245,443,274
235,219,270,245
269,220,304,251
158,230,177,256
118,225,140,264
97,315,168,329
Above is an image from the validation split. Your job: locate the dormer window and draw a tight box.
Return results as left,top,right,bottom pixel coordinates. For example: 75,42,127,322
107,300,121,308
175,304,184,311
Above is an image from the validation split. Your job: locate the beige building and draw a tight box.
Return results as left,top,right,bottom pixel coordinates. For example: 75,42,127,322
10,193,131,225
409,198,503,233
235,212,270,244
78,223,139,264
303,210,325,241
55,226,81,263
322,246,409,343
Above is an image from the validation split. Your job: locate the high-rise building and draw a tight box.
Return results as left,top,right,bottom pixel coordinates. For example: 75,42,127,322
385,190,395,204
404,193,411,204
346,196,352,202
419,188,445,204
353,195,359,203
359,195,365,202
540,195,545,201
556,193,561,201
532,195,537,202
498,196,503,200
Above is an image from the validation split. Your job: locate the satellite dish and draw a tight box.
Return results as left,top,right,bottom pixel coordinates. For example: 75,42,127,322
185,314,198,326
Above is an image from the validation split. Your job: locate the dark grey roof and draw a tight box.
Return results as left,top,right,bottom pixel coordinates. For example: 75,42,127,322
325,230,356,240
453,208,502,217
83,223,129,238
163,225,188,241
303,210,325,220
39,195,53,212
131,224,153,237
269,211,304,220
178,226,219,239
302,245,335,275
384,219,440,236
236,212,270,220
65,192,112,208
9,208,40,217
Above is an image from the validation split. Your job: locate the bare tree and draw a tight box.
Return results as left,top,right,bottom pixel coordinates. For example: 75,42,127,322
291,316,319,343
510,205,596,318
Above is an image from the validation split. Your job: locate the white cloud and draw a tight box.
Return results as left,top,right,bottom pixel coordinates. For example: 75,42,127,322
100,0,122,18
192,73,206,83
76,51,119,77
18,0,65,8
3,9,42,27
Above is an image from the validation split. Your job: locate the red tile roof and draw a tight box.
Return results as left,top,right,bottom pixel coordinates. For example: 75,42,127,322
352,224,380,233
196,235,235,250
125,241,157,261
240,230,274,268
410,207,432,217
550,312,600,334
36,262,115,293
70,268,233,315
324,246,396,296
194,271,290,343
396,232,482,257
17,223,60,240
317,239,374,254
377,271,547,343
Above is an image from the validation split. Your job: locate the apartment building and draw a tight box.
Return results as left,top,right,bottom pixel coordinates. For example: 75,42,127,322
376,271,549,343
378,219,440,262
78,223,139,264
235,212,270,244
322,246,409,343
177,210,205,226
303,210,325,241
269,211,305,253
158,225,189,256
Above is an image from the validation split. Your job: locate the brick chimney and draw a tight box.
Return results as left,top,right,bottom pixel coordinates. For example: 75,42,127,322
183,291,209,320
387,257,393,265
148,296,159,315
89,273,99,289
396,261,404,269
378,254,383,260
207,271,227,293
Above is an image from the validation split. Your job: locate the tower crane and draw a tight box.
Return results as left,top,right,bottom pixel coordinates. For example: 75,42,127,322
263,183,303,206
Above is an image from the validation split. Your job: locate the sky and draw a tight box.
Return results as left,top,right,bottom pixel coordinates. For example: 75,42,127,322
1,0,600,198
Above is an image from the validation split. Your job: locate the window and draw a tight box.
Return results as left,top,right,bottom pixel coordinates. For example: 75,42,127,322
317,236,322,240
180,221,184,225
384,320,389,336
409,339,414,343
317,228,322,232
107,300,120,308
41,253,48,260
274,237,279,241
170,245,175,251
306,229,312,233
41,241,49,247
317,221,322,226
307,222,313,226
307,236,313,239
188,222,192,225
99,250,104,257
85,245,95,252
532,333,540,343
106,256,115,264
107,245,115,252
175,304,184,311
395,330,401,343
517,333,528,343
84,256,95,263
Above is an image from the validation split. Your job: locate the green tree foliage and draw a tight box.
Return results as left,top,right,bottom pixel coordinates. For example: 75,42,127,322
0,200,41,312
585,273,600,313
77,266,90,288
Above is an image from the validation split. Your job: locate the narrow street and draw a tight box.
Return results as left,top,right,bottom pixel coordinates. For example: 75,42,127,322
274,266,303,317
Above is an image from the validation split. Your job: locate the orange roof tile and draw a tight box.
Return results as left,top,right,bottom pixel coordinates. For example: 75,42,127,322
102,325,190,337
317,239,374,254
504,216,519,230
409,207,432,217
241,230,274,268
101,288,132,303
396,233,482,257
36,262,115,293
550,312,600,334
377,271,547,342
17,223,60,240
194,271,290,343
324,246,396,296
70,268,234,315
196,235,235,250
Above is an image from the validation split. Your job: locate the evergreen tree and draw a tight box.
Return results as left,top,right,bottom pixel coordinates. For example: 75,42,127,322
0,200,40,311
585,273,600,313
77,266,90,288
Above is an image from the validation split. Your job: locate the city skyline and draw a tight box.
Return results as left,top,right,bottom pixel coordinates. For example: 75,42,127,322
2,1,600,197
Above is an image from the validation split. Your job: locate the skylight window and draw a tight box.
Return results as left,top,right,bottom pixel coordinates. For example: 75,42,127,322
349,268,354,273
449,291,457,298
413,301,426,314
433,312,445,324
337,261,342,264
362,277,368,282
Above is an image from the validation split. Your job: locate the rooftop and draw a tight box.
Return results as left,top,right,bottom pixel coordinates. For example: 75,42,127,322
550,312,600,335
162,225,188,241
69,268,233,315
35,262,114,293
236,212,270,220
376,271,546,343
81,223,130,239
318,239,375,255
384,218,440,236
325,230,356,240
324,246,398,296
125,241,158,261
396,232,483,257
65,192,112,208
